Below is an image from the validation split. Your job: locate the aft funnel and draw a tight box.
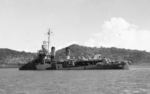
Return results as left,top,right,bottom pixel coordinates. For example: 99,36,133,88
66,47,70,60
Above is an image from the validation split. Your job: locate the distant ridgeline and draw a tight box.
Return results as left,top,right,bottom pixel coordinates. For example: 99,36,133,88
55,44,150,64
0,44,150,65
0,48,36,65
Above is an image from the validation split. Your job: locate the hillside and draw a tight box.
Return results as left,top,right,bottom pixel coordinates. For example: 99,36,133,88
0,44,150,65
0,48,35,65
55,44,150,63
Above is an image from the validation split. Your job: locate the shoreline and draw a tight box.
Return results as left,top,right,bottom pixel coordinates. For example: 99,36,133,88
0,63,150,69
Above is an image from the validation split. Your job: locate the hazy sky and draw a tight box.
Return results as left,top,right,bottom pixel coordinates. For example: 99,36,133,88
0,0,150,52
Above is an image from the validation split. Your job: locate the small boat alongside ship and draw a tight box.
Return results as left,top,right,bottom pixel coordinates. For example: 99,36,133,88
19,30,130,70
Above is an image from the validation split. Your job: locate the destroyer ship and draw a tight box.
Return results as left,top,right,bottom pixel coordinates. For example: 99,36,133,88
19,30,130,70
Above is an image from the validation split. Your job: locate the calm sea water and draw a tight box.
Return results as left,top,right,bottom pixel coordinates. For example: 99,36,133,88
0,65,150,94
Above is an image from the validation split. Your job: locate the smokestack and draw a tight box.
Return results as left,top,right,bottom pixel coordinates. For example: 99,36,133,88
66,47,70,60
51,46,55,61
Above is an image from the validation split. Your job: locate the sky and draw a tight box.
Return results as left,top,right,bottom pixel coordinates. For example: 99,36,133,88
0,0,150,52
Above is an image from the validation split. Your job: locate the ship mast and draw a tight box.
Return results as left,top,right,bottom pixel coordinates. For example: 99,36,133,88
47,29,52,55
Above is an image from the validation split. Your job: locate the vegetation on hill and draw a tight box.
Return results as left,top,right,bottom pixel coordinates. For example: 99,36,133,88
0,44,150,65
55,44,150,63
0,49,35,65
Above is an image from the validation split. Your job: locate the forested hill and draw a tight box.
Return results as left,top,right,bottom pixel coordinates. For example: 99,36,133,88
55,44,150,63
0,48,35,65
0,44,150,65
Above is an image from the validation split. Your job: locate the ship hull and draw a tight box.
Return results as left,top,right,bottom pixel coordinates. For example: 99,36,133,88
19,60,129,70
34,63,129,70
36,64,51,70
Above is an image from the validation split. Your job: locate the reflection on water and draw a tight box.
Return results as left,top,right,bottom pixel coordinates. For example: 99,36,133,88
0,67,150,94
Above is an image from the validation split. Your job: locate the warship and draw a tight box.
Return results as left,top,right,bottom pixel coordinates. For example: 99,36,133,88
19,30,130,70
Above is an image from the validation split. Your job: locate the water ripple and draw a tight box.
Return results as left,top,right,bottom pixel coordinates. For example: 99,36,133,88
0,67,150,94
